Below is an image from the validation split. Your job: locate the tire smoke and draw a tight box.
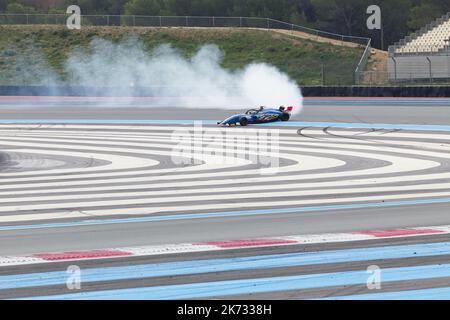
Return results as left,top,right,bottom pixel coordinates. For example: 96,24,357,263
48,38,304,113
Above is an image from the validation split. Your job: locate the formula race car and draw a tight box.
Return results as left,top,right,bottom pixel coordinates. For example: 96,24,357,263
217,106,294,126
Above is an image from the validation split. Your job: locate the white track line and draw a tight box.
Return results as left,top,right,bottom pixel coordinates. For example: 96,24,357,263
1,125,450,223
0,136,436,185
0,148,157,174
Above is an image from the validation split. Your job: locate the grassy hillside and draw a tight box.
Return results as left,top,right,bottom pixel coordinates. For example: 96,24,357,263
0,25,364,86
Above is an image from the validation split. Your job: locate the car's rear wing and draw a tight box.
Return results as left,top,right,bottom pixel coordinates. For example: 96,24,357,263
286,106,294,114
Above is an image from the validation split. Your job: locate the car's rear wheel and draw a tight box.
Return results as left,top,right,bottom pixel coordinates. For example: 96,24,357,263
280,113,290,121
239,117,249,126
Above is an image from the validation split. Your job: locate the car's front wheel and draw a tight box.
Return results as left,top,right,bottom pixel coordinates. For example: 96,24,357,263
279,113,290,121
239,117,249,126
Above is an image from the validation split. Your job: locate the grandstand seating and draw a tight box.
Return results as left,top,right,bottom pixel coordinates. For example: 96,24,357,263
392,12,450,54
397,23,450,53
388,12,450,81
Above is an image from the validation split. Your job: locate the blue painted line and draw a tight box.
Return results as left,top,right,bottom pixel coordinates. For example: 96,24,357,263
22,263,450,300
1,119,450,132
4,241,450,291
2,197,450,232
322,287,450,300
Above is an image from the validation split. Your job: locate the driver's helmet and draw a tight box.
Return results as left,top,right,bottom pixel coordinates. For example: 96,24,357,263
259,106,265,111
279,106,285,111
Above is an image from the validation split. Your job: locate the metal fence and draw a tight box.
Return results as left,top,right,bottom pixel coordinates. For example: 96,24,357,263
355,71,450,85
0,14,370,45
388,52,450,82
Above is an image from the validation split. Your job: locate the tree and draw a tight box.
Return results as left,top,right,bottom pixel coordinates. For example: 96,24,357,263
105,0,128,14
190,0,214,15
0,0,9,12
430,0,450,13
380,0,413,46
407,2,442,30
124,0,161,15
5,2,36,13
165,0,192,16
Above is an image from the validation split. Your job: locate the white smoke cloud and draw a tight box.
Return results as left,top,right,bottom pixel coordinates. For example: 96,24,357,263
62,38,303,113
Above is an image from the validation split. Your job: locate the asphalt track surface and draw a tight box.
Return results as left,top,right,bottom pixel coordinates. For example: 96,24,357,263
1,97,450,300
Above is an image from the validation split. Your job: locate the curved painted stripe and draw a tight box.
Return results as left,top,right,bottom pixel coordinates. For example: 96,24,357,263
2,241,450,291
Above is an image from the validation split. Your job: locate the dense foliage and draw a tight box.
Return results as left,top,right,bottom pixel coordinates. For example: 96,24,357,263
1,0,449,49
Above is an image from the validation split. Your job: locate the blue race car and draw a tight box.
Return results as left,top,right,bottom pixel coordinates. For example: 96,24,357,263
217,106,294,127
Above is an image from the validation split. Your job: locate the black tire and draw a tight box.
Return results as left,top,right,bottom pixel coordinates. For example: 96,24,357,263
280,113,290,122
239,117,249,126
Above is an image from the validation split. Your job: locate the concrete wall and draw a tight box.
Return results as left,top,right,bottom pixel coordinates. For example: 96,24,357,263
388,54,450,80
